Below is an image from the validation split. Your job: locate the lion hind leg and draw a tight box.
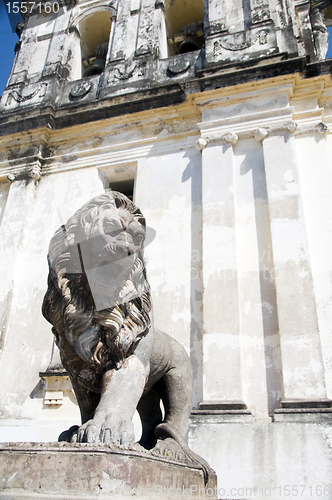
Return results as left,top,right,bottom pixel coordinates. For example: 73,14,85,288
137,388,163,450
159,352,193,440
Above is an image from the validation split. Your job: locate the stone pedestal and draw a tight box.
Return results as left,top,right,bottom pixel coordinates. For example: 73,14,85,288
0,442,217,500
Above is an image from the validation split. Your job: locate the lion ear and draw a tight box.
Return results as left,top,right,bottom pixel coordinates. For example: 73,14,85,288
138,216,146,227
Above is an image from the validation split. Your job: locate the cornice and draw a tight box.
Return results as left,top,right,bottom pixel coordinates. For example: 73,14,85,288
1,58,332,137
195,120,330,150
0,133,199,181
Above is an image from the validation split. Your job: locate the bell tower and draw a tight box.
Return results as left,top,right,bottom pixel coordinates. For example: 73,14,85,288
1,0,330,117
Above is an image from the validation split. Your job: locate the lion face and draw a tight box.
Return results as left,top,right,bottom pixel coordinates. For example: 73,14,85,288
80,206,145,272
48,192,147,311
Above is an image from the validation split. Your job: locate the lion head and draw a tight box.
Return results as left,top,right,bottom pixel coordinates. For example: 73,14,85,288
42,191,152,376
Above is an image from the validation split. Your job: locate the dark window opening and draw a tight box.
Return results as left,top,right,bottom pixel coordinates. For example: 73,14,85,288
109,179,134,202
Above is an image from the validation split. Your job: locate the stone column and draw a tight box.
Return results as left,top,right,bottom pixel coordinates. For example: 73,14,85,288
233,137,276,421
199,134,245,410
41,11,70,78
205,0,227,35
261,130,328,406
110,2,131,61
135,0,155,57
0,176,36,356
293,0,316,61
225,0,245,31
294,130,332,398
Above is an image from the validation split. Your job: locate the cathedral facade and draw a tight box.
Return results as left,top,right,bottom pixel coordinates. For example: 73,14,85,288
1,0,332,495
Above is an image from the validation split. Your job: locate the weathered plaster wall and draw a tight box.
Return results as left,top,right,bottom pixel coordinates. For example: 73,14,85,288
0,0,331,489
189,420,332,499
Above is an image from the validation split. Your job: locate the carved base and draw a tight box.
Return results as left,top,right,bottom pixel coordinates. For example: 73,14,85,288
193,401,254,423
0,442,217,500
274,399,332,422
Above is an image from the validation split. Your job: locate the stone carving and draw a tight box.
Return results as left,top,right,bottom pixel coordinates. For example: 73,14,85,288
316,121,328,134
167,59,191,77
69,81,92,99
6,83,47,106
207,22,227,36
214,29,268,55
254,122,298,141
255,127,269,141
252,8,270,23
276,0,288,26
222,132,238,145
250,0,270,23
196,137,210,151
7,161,42,183
42,191,212,482
110,62,146,82
311,5,329,60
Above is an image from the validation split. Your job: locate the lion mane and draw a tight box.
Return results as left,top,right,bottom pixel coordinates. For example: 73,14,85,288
42,192,152,379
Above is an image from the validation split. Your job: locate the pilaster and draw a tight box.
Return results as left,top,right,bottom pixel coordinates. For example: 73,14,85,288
294,131,332,400
199,134,245,409
260,128,328,405
0,178,37,359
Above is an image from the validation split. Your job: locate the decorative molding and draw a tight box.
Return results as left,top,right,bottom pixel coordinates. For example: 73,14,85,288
294,121,329,136
255,122,298,141
21,134,198,178
274,408,332,423
196,132,238,149
285,122,298,133
199,400,247,410
252,8,270,24
206,22,227,36
69,81,92,99
214,29,268,55
253,121,330,140
7,153,43,184
274,398,332,423
280,398,332,409
255,127,269,141
198,117,329,144
167,59,191,77
7,162,42,184
196,137,210,151
191,409,254,424
109,62,146,82
316,121,328,134
222,132,238,145
69,3,117,30
6,83,47,106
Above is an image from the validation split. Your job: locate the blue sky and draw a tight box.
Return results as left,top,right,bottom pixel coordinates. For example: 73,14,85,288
1,7,332,97
0,1,23,95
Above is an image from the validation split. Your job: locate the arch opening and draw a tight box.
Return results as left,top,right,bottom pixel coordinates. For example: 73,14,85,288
163,0,204,57
79,10,112,78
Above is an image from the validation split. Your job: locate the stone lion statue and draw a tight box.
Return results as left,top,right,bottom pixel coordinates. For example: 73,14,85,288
42,191,211,481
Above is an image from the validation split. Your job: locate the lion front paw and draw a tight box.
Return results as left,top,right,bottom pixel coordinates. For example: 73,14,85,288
77,416,135,447
77,419,100,443
151,438,185,462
